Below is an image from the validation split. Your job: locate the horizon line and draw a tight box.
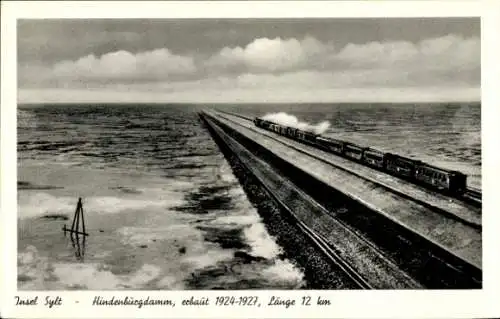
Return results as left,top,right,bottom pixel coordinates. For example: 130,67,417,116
17,101,482,106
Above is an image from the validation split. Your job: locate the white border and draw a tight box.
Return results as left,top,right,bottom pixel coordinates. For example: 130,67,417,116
2,1,500,318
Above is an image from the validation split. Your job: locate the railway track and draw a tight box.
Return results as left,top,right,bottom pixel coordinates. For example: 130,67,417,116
465,188,482,201
218,110,482,205
258,161,376,289
215,109,482,214
294,218,373,289
202,113,415,289
205,110,481,287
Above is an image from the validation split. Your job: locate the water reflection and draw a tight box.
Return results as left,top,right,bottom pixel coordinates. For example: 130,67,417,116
70,234,86,261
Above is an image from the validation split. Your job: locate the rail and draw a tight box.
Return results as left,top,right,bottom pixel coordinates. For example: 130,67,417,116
295,218,373,289
202,114,376,289
202,111,481,288
214,109,482,205
215,109,481,206
465,188,482,200
213,110,481,230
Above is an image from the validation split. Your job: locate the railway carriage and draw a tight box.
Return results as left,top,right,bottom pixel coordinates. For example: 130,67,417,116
385,153,416,178
343,143,364,161
279,126,288,136
274,124,280,134
277,125,285,134
362,148,385,169
286,127,298,139
316,136,344,155
414,162,467,193
296,129,318,143
253,116,470,196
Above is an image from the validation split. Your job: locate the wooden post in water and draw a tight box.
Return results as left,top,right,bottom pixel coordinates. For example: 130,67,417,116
80,199,86,235
75,200,80,235
63,197,89,237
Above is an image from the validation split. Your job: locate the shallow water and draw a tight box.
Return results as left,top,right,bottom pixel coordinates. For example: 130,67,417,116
17,104,305,290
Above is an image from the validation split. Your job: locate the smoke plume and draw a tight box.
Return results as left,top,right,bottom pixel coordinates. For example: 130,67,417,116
261,112,331,135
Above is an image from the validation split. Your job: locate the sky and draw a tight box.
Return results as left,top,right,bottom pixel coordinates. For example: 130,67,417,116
17,18,480,103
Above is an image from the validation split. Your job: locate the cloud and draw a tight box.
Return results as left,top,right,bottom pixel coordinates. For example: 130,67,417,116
234,66,477,90
51,48,196,81
336,40,419,66
203,34,479,89
335,34,480,72
206,36,331,72
17,33,480,102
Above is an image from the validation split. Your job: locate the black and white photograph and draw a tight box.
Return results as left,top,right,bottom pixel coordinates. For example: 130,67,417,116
2,1,500,318
15,16,482,291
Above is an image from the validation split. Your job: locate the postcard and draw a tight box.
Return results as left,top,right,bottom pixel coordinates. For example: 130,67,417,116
1,1,499,318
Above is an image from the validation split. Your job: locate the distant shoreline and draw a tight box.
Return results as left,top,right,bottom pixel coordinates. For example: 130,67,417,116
17,101,482,108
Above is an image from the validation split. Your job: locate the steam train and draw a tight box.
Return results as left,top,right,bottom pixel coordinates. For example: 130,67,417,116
253,117,467,195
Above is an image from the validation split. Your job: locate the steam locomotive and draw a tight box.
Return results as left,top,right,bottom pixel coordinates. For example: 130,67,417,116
254,117,467,195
